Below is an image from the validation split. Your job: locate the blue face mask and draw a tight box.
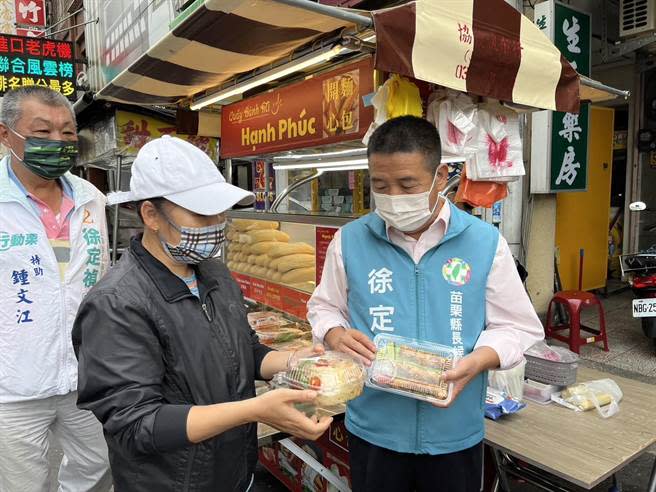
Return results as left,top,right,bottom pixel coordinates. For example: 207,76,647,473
160,216,226,264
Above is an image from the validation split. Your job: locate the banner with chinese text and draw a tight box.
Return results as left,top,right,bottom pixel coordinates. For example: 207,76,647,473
115,110,218,161
221,57,374,158
14,0,46,28
0,34,75,99
531,1,590,193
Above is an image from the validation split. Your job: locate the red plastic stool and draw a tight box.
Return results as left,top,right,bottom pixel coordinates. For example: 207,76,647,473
545,291,610,354
547,249,610,354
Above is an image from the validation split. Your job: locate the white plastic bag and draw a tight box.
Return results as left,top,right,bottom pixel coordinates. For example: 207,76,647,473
525,341,579,363
551,379,623,419
467,102,525,181
362,82,390,145
488,358,527,401
432,93,478,157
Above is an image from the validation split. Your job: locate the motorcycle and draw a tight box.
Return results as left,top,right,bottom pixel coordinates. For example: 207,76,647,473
621,202,656,351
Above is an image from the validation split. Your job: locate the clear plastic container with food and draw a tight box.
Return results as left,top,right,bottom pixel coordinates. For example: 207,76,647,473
366,334,459,405
273,338,313,352
271,351,366,415
257,326,311,347
247,311,286,330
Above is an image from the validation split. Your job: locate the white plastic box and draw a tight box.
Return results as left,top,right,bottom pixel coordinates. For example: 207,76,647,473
523,379,561,404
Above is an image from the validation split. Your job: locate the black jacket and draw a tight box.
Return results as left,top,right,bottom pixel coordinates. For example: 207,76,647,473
72,236,272,491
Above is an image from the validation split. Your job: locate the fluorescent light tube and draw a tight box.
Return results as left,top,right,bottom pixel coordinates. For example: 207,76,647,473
273,157,368,171
321,164,369,172
190,44,346,110
274,148,366,161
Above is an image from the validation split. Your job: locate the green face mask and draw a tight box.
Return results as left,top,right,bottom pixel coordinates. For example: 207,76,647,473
10,128,79,180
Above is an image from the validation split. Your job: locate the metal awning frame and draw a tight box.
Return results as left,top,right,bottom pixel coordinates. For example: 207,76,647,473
580,75,630,100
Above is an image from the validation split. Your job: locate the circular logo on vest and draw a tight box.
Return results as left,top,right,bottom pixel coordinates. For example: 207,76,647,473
442,258,472,286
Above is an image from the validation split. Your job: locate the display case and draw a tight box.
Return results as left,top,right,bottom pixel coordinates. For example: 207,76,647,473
225,211,352,321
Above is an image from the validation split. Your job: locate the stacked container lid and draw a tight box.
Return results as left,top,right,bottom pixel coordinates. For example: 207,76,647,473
366,334,459,405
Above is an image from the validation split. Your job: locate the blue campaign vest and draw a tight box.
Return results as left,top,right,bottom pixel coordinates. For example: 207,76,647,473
341,203,499,454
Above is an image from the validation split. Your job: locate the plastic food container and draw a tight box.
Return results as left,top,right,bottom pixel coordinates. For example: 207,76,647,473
273,338,313,352
247,311,285,330
366,334,459,405
255,381,270,396
257,327,311,347
523,379,561,404
271,352,366,414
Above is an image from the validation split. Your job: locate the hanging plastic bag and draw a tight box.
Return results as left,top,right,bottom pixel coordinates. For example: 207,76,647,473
362,81,390,145
386,74,423,119
454,166,508,208
467,102,525,181
430,92,478,157
362,74,422,144
551,379,623,419
488,358,527,401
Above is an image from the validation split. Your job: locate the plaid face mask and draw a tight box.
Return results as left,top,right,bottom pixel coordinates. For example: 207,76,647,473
160,217,226,264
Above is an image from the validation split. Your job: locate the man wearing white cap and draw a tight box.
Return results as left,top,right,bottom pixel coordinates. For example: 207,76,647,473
73,136,332,491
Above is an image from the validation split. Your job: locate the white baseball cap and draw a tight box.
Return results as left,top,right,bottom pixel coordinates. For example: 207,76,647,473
107,135,254,215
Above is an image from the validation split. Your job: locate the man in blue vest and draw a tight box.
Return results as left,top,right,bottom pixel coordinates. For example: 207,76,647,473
308,116,543,492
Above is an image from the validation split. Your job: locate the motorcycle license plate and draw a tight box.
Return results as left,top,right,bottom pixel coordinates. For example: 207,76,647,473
632,299,656,318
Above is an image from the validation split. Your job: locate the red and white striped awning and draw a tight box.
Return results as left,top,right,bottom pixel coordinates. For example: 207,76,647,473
96,0,627,111
96,0,354,105
372,0,581,113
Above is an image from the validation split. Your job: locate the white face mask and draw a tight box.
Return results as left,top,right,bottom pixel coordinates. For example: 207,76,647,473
372,169,442,233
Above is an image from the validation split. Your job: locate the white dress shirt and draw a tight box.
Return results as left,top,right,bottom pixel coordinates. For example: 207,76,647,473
307,202,544,369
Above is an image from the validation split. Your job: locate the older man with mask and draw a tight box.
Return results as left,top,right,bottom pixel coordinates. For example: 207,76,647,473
308,116,544,492
0,87,111,491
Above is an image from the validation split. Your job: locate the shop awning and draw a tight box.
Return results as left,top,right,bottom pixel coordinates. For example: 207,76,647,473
371,0,628,113
372,0,579,112
97,0,628,111
96,0,356,105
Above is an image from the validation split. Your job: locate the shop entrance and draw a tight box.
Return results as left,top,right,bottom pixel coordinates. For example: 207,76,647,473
555,106,616,291
608,106,629,290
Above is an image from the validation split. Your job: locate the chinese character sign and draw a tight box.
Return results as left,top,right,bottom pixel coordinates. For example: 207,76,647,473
551,2,590,192
0,231,38,252
11,268,34,324
82,227,101,289
322,69,360,138
0,34,75,99
15,0,46,27
221,58,374,158
366,267,396,334
15,28,44,38
532,1,590,193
